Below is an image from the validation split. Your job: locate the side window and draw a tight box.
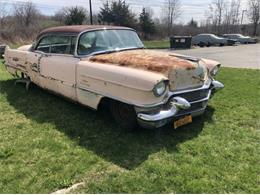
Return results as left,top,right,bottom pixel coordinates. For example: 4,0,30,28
50,36,71,54
36,36,52,53
78,32,97,55
36,35,76,55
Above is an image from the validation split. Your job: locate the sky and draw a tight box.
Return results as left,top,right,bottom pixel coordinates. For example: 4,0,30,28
0,0,249,24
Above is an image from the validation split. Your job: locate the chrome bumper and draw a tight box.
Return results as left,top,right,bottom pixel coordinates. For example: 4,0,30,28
137,80,224,129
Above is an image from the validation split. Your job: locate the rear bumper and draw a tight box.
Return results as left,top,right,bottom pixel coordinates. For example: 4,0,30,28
137,80,224,129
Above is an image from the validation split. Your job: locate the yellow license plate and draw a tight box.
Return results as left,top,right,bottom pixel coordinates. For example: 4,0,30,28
174,115,193,129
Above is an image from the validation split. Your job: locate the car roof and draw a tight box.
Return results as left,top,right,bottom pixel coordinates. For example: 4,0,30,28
37,25,133,38
223,34,240,36
197,34,214,36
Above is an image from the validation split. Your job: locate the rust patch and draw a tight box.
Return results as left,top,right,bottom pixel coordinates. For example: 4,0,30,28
89,50,196,75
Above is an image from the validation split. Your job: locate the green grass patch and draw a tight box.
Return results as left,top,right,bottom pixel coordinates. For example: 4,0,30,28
0,59,259,193
143,40,170,49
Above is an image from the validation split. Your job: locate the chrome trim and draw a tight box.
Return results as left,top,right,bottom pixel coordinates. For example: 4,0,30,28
143,79,212,108
138,104,178,122
172,97,191,109
189,90,212,104
138,96,191,122
212,80,224,90
175,107,206,118
136,80,224,123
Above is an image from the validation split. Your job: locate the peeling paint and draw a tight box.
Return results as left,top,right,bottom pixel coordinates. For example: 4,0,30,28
90,49,196,75
89,49,207,91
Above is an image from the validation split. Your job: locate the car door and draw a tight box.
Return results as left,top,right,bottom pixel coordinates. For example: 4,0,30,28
35,35,80,101
26,50,42,86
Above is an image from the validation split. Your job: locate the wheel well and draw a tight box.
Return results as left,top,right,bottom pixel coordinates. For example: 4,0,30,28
97,97,134,111
97,97,112,110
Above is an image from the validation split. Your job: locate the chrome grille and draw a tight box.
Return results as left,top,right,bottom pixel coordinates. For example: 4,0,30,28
177,101,207,116
174,89,210,103
169,88,211,117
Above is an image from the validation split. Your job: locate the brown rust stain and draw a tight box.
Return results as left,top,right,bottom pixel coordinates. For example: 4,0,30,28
89,49,196,74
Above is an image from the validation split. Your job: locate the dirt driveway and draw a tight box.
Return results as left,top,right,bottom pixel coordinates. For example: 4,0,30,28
168,44,260,69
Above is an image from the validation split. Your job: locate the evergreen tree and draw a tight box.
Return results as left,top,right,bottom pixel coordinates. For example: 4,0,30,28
64,6,87,25
139,8,156,39
188,18,198,28
98,0,137,28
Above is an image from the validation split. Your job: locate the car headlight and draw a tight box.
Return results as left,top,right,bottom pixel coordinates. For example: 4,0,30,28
153,81,167,97
210,65,221,76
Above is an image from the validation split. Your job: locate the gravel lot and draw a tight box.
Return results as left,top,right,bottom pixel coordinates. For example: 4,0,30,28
169,44,260,69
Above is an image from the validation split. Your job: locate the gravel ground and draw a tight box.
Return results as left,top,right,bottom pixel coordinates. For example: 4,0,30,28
164,43,260,69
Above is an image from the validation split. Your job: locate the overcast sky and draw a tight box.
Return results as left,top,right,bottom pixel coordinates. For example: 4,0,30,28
0,0,248,24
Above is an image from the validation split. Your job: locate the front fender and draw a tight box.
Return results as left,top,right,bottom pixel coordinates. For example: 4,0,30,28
76,60,169,107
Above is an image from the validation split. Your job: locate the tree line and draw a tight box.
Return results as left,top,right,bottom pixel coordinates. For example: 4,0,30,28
0,0,259,45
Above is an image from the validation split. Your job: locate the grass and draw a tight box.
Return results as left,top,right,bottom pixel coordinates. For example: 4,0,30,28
143,40,170,49
0,58,260,193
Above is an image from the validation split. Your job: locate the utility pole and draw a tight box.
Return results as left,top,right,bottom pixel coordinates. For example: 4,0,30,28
89,0,93,25
241,10,247,25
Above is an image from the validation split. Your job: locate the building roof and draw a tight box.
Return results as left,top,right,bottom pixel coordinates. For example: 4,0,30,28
38,25,133,38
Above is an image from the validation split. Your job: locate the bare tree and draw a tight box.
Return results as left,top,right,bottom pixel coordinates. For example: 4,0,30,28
162,0,182,35
248,0,260,36
208,0,227,34
13,1,40,27
230,0,241,25
0,2,8,27
215,0,226,27
53,8,67,24
222,0,241,33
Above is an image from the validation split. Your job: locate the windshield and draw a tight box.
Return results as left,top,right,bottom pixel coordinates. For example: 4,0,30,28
210,34,222,39
77,29,144,56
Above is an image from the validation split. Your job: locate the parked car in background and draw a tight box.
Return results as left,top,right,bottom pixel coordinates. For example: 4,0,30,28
192,34,237,47
4,25,224,130
222,34,258,44
0,45,6,57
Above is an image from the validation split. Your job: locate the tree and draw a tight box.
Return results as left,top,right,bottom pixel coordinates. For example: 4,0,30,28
63,6,87,25
248,0,260,36
188,18,198,28
0,2,7,27
162,0,182,35
139,8,155,39
53,8,67,24
98,0,137,28
222,0,241,33
13,1,40,27
98,1,113,24
208,0,227,34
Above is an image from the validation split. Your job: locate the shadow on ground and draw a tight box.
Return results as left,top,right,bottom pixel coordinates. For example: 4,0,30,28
0,79,215,170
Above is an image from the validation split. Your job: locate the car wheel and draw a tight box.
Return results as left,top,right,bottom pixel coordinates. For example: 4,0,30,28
207,42,211,47
199,42,205,47
110,100,138,130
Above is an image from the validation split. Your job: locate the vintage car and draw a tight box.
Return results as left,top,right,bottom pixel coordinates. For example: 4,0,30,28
4,25,224,129
192,34,237,47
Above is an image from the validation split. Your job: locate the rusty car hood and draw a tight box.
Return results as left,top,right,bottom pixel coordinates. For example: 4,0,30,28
90,49,197,73
89,49,208,91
